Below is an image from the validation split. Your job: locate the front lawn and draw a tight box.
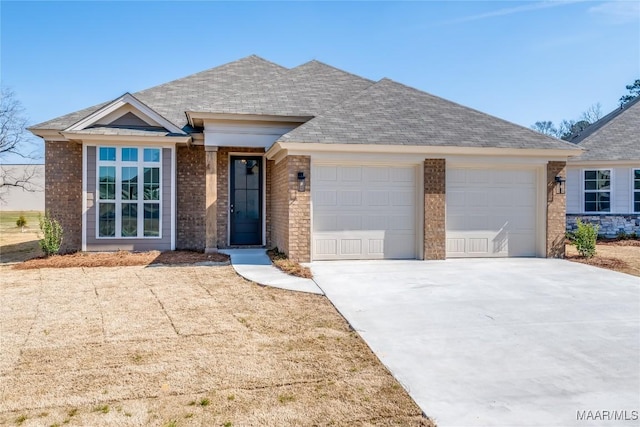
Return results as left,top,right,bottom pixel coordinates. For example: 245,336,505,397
0,264,433,426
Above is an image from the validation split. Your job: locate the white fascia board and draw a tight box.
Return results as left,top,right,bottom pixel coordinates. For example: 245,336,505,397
59,132,191,145
266,142,583,162
187,111,311,127
567,160,640,167
65,93,185,135
27,129,68,141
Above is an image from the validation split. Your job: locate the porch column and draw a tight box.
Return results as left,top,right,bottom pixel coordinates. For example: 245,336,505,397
205,146,218,253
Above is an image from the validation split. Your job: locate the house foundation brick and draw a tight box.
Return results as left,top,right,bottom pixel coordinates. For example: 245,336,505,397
424,159,446,260
547,161,567,258
45,141,82,253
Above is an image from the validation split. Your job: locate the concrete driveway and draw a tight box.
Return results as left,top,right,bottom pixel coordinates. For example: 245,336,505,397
310,258,640,427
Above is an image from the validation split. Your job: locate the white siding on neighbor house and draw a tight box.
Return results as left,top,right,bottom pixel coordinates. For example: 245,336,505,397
567,165,636,214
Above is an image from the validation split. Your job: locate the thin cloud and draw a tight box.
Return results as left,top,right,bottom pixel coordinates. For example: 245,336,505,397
589,1,640,24
439,0,585,25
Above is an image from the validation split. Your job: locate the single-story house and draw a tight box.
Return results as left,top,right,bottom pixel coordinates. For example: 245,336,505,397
29,55,581,261
565,96,640,237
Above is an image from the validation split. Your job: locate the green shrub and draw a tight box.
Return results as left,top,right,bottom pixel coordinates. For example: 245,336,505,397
570,219,598,258
16,214,27,228
39,213,63,256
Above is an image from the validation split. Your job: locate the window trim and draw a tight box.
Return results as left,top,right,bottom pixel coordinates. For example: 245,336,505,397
96,146,163,239
633,168,640,214
582,168,612,214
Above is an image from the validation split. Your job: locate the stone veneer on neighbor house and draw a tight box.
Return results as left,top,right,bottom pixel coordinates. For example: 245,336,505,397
566,215,640,238
45,141,83,253
546,161,567,258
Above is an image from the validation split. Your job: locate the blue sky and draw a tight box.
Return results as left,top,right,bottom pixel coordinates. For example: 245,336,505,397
1,1,638,162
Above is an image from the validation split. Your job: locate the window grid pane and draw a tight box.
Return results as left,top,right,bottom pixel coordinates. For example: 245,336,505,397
143,148,160,162
99,166,116,200
584,170,611,213
121,203,138,237
121,167,138,200
144,167,160,200
99,147,116,161
99,203,116,237
122,148,138,162
144,203,160,236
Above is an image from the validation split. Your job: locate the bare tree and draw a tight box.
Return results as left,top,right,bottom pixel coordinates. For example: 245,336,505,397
0,87,42,200
531,121,558,137
580,102,603,123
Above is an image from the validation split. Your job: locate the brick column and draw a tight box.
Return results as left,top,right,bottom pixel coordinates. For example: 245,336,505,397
287,156,311,262
547,161,566,258
205,147,218,253
424,159,446,260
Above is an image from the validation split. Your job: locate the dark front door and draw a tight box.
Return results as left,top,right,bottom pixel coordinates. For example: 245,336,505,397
230,156,262,245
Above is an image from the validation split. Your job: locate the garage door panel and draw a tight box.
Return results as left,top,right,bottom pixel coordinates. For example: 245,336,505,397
447,167,537,258
313,165,417,260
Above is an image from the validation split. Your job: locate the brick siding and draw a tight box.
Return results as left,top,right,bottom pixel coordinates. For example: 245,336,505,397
176,145,206,250
424,159,446,260
45,141,82,253
268,155,311,262
547,161,567,258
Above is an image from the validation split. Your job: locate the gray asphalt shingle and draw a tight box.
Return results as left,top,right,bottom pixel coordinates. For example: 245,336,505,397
567,96,640,161
31,55,580,152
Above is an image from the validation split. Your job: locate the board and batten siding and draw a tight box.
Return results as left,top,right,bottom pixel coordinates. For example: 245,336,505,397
85,146,172,251
566,166,634,214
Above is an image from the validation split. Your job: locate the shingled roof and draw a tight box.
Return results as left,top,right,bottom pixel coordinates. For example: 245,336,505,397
31,55,580,152
567,96,640,161
279,78,578,150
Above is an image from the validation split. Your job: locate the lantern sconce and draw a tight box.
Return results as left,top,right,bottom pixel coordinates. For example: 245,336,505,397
555,175,566,194
297,171,306,192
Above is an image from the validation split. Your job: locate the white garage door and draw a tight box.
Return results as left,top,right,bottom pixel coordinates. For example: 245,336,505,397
446,168,538,257
312,165,417,260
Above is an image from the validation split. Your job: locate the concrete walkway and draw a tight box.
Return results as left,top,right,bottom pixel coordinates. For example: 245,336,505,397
220,248,323,295
311,258,640,427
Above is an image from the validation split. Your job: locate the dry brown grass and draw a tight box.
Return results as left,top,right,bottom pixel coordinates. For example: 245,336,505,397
0,264,433,426
267,248,313,279
13,250,229,270
566,241,640,277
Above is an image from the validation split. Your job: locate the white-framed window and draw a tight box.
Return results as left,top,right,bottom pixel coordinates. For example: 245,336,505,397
583,169,611,213
634,169,640,213
97,146,162,238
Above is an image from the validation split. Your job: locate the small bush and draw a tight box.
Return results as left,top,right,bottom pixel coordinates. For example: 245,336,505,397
39,212,64,256
16,214,27,228
570,219,599,258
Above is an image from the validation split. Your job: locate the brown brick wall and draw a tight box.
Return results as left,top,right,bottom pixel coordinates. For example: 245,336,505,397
269,156,289,254
546,161,567,258
424,159,446,260
268,155,311,262
287,156,311,262
45,141,82,253
176,145,206,250
216,147,265,247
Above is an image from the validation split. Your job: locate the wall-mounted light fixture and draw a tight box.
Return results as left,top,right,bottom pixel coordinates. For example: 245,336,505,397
297,171,306,192
555,175,566,194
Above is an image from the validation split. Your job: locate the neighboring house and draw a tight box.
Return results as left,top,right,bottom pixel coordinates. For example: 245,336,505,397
0,164,45,211
28,55,581,261
565,96,640,237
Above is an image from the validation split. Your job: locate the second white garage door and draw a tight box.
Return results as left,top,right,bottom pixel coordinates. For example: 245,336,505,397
446,167,538,257
312,165,417,260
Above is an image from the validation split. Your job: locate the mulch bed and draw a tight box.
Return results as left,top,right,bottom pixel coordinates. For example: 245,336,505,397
597,239,640,247
13,250,229,270
266,248,313,279
564,254,629,270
